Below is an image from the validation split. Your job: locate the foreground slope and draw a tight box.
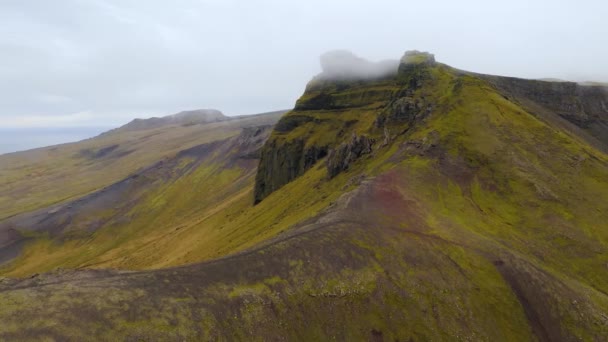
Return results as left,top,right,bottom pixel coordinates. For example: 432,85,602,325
1,51,608,341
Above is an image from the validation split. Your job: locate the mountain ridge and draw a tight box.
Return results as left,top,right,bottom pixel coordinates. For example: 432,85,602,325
0,50,607,341
114,108,227,132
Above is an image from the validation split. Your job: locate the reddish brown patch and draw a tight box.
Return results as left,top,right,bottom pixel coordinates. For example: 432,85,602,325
345,169,428,233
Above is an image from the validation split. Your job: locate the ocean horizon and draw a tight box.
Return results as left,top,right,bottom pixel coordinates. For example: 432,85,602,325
0,126,114,155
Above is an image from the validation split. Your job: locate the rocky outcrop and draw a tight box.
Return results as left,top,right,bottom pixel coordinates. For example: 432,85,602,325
253,132,374,203
274,115,315,132
254,50,440,203
326,134,374,178
254,140,328,204
369,52,437,131
397,51,436,89
400,50,436,66
373,93,433,137
294,93,337,111
376,96,433,128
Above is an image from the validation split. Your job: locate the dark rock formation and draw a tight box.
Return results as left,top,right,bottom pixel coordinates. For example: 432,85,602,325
397,51,436,88
389,96,432,122
481,75,608,151
254,140,328,204
326,134,374,178
374,94,432,131
274,115,315,132
294,93,336,111
254,50,441,204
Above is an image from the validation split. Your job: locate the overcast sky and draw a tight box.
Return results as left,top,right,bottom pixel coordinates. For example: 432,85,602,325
1,0,607,130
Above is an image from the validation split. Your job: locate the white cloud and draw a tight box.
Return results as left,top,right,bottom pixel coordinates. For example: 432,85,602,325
0,0,606,131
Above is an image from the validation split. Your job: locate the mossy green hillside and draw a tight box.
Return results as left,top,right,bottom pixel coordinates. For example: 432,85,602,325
0,111,284,220
0,126,348,277
0,51,607,340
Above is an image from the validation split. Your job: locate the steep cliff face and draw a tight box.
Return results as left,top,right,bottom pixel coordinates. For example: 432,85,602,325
325,133,374,178
480,74,608,151
254,51,437,203
254,138,325,204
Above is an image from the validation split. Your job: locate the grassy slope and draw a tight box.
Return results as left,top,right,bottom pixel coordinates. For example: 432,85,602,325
385,69,608,339
417,73,608,291
0,113,281,220
0,113,288,276
0,141,341,276
0,59,607,340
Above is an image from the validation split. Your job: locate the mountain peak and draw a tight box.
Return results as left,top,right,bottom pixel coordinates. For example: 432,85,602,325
400,50,436,66
307,50,438,92
169,109,226,122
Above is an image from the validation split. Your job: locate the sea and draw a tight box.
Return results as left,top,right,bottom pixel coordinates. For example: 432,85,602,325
0,126,113,155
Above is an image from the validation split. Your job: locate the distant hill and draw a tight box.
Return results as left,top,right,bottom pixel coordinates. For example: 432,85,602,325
579,81,608,87
0,110,285,220
113,109,228,132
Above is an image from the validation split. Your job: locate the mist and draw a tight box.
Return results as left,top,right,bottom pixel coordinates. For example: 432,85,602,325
317,50,399,81
0,127,111,155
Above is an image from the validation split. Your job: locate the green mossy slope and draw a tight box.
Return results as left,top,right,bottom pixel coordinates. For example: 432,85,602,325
0,51,607,340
